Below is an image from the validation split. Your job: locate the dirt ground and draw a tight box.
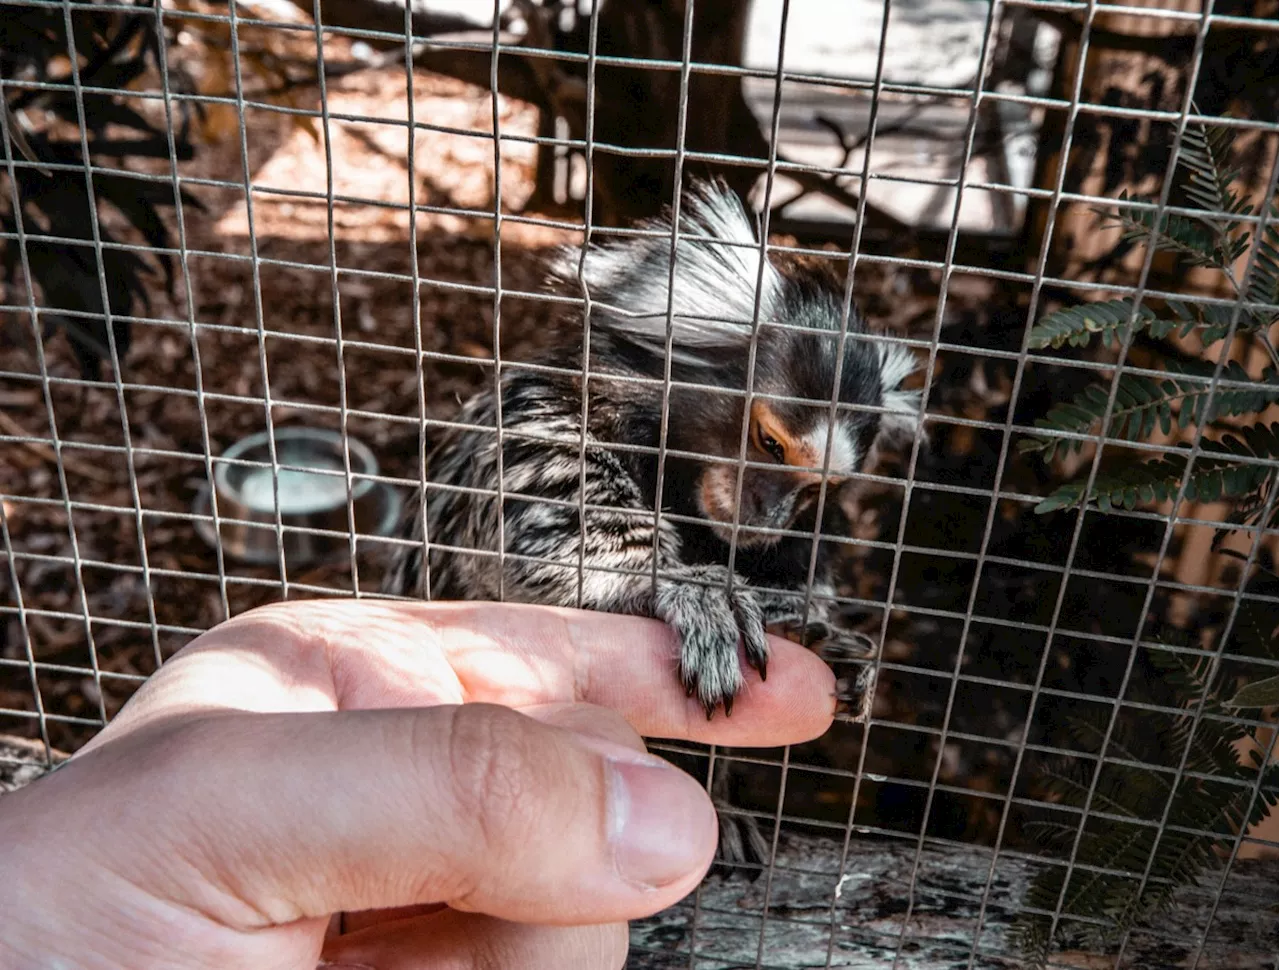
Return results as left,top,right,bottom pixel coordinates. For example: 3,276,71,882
1,45,541,738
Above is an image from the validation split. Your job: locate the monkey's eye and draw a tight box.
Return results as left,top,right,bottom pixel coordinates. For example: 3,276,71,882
760,433,785,463
754,424,786,463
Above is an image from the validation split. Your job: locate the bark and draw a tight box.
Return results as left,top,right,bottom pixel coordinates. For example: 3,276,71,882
627,829,1279,969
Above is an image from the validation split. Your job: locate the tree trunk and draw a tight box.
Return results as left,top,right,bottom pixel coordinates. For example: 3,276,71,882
584,0,768,225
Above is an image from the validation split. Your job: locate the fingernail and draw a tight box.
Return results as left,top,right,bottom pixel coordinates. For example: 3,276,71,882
605,756,715,890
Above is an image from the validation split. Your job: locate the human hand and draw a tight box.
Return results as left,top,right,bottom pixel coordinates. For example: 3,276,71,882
0,600,835,969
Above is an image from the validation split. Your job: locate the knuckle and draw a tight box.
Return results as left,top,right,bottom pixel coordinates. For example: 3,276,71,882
442,705,540,860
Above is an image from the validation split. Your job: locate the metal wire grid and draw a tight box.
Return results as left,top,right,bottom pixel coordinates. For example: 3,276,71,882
0,0,1277,967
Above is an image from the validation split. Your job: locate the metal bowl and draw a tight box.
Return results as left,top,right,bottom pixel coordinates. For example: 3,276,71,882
194,427,402,567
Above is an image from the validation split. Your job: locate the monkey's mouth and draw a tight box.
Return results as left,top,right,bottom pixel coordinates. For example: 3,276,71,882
701,480,827,547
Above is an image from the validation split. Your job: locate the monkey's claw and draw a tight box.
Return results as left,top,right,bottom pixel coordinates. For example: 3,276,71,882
655,566,768,718
833,663,877,723
806,622,876,661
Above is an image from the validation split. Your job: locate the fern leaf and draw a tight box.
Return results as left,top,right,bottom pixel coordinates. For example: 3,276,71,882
1167,710,1253,780
1102,199,1226,271
1015,717,1264,965
1056,823,1156,926
1169,291,1277,344
1178,119,1245,221
1171,359,1278,424
1027,299,1160,350
1033,423,1277,513
1245,194,1279,319
1201,300,1263,343
1104,147,1256,274
1019,363,1273,460
1022,819,1083,844
1146,650,1210,699
1227,675,1278,708
1014,530,1277,968
1041,763,1155,819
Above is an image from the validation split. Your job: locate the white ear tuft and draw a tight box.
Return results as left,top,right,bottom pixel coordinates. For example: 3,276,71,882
875,337,924,447
550,180,782,364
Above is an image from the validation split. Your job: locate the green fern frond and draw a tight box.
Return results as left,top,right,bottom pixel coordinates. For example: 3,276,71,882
1040,763,1157,821
1166,297,1276,342
1007,917,1052,970
1033,422,1277,513
1018,363,1275,461
1101,196,1228,272
1027,300,1163,350
1177,119,1248,222
1220,765,1278,834
1167,711,1251,780
1022,819,1082,844
1145,646,1215,700
1013,658,1273,967
1167,360,1278,423
1100,123,1256,274
1245,195,1278,315
1015,113,1278,970
1062,713,1171,771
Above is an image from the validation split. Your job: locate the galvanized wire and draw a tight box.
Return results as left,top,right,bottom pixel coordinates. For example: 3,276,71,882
151,0,233,624
226,0,292,597
873,0,1014,963
0,83,106,727
310,0,364,597
0,0,1275,967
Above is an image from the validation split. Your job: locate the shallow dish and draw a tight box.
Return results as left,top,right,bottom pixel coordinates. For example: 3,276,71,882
193,427,402,567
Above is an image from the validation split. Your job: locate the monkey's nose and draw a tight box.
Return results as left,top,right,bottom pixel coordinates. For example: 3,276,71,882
798,481,824,504
800,476,850,502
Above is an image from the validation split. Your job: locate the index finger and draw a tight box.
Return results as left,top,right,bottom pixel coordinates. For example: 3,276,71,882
92,599,836,749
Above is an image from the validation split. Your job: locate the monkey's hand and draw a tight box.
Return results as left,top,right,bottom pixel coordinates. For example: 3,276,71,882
760,597,878,724
653,564,768,719
788,619,877,661
759,593,877,657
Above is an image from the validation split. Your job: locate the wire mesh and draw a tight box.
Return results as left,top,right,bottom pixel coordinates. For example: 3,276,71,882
0,0,1276,968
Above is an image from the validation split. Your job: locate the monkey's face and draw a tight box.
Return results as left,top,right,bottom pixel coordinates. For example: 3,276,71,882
692,395,873,548
686,327,908,549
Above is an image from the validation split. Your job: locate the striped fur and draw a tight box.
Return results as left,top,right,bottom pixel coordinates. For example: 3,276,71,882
382,181,919,716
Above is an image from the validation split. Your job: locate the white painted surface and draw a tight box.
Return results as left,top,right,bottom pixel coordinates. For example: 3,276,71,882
744,0,989,87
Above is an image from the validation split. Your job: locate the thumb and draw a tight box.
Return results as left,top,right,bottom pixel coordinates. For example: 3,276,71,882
26,703,718,930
